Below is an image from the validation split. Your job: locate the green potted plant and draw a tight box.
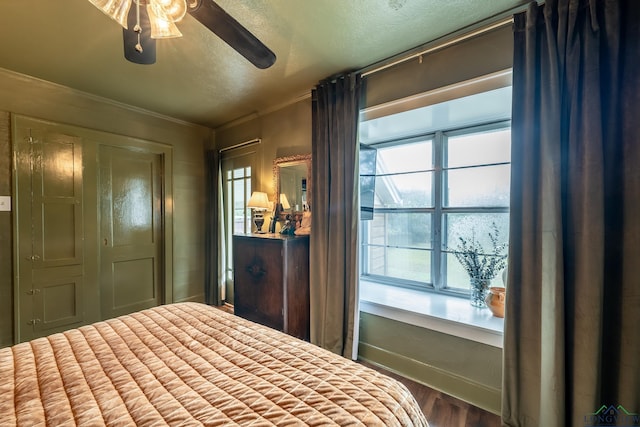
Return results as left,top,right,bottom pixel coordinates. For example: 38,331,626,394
451,223,508,307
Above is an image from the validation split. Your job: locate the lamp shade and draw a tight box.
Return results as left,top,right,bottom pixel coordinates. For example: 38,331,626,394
147,1,183,38
153,0,187,22
279,193,291,210
247,191,270,210
88,0,133,28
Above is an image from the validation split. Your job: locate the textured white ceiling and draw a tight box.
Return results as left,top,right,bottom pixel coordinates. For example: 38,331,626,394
0,0,526,128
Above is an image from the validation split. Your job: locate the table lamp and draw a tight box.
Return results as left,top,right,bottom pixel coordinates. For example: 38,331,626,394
247,191,270,233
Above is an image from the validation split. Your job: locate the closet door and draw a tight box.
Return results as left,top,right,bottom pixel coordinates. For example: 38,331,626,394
14,118,84,342
12,115,172,343
99,145,163,319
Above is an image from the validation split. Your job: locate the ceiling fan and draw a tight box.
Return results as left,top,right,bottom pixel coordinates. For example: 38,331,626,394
88,0,276,69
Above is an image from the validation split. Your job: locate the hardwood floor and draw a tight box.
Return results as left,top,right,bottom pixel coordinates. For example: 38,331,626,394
360,362,501,427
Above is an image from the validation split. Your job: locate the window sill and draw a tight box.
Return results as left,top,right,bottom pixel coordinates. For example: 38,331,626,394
359,280,504,348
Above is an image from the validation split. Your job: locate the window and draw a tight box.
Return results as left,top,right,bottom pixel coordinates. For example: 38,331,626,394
359,81,511,296
220,144,259,302
224,166,253,236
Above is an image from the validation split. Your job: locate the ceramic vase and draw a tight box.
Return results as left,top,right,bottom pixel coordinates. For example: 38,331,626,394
485,286,506,317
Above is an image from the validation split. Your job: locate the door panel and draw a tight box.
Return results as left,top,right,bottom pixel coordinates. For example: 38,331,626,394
32,135,84,269
113,258,156,307
42,203,78,260
100,145,162,319
33,272,83,333
14,120,84,342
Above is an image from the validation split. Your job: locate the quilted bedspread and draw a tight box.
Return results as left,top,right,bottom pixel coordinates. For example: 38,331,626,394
0,302,427,426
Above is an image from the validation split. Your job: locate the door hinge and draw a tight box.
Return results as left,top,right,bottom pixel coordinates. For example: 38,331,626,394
26,288,41,295
27,318,41,325
26,255,40,261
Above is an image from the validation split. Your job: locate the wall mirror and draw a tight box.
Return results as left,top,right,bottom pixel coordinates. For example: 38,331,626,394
273,154,311,214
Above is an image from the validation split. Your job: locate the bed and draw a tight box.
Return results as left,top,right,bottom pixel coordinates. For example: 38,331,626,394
0,302,427,426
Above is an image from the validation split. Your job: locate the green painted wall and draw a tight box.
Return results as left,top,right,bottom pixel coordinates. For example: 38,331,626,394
0,112,12,348
0,68,212,347
216,98,313,195
359,313,503,414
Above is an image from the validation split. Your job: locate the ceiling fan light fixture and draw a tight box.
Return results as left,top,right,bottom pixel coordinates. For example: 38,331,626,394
88,0,133,29
147,1,183,39
92,0,275,68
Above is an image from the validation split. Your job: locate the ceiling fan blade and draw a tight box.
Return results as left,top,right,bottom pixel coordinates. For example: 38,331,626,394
188,0,276,69
123,3,156,64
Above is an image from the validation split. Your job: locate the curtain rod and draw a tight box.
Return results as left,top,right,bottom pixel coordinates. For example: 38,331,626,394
219,138,261,153
360,2,531,78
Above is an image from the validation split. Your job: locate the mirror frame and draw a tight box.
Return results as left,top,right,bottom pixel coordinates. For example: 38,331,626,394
273,154,312,214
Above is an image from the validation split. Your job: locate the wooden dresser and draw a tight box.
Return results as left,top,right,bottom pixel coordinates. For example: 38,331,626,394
232,233,310,340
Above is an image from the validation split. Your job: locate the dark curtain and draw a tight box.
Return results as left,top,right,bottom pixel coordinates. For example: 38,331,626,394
310,73,362,358
503,0,640,425
204,149,222,306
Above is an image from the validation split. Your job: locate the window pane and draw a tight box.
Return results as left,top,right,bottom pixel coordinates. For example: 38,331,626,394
444,253,506,290
445,164,510,207
446,128,511,168
226,180,233,259
376,140,432,173
367,212,432,249
233,178,249,233
360,145,377,175
445,213,509,250
360,175,375,220
363,212,432,283
366,246,431,283
233,181,244,209
443,213,509,289
444,252,471,290
374,172,433,208
233,166,252,179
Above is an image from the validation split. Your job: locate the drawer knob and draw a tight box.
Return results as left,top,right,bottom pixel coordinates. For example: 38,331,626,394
246,263,266,278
